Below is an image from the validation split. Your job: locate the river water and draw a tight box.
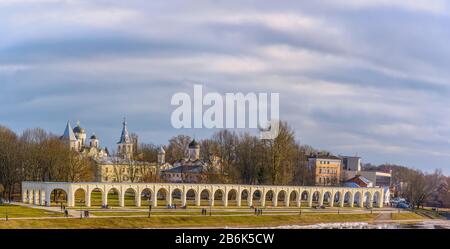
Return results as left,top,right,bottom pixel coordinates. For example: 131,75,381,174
259,220,450,229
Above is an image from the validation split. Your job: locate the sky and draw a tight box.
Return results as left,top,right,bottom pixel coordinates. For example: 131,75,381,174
1,0,450,174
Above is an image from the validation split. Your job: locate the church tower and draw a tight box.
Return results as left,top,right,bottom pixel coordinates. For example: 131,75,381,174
90,133,99,148
73,120,86,149
188,139,200,160
117,118,133,159
61,121,78,151
157,146,166,165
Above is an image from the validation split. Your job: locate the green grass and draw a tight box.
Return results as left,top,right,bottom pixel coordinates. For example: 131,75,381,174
0,213,378,229
391,212,425,220
0,204,63,218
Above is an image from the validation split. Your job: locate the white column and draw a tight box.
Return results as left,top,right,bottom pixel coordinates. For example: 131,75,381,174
285,192,290,207
248,191,253,207
40,191,46,206
340,192,345,208
167,191,172,207
68,189,75,207
349,193,354,208
181,191,186,207
328,193,336,207
102,190,108,207
368,195,374,208
33,190,39,205
308,192,313,207
136,192,141,207
152,190,158,207
223,191,228,207
45,190,51,207
273,193,278,207
296,193,301,207
196,191,201,206
261,192,266,207
85,190,91,208
119,191,125,207
318,192,324,206
22,189,27,203
237,191,242,207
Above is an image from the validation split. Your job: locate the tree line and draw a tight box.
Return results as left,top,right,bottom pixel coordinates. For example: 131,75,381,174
0,126,94,200
1,121,449,208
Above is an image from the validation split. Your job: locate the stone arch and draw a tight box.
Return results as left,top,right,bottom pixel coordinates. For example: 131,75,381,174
185,189,197,206
157,187,169,206
74,188,87,207
333,191,342,206
323,191,332,206
200,189,211,206
373,191,382,207
312,190,321,204
265,190,275,206
300,190,309,201
277,190,287,207
364,192,372,208
343,191,352,207
107,187,121,207
213,189,225,206
227,189,238,207
140,188,153,206
241,189,250,206
252,189,262,207
354,192,362,207
171,188,183,206
124,188,137,207
89,188,103,207
289,190,299,207
49,188,68,206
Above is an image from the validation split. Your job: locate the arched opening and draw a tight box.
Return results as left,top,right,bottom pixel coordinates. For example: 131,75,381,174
213,189,225,206
171,188,182,207
74,188,86,207
124,188,136,207
364,192,371,208
312,191,320,206
200,189,211,206
107,188,120,207
373,191,381,206
227,189,238,207
241,189,249,206
157,188,169,206
90,188,103,207
277,190,287,207
323,192,332,206
186,189,196,206
50,188,67,207
141,188,152,207
354,192,362,207
252,190,262,207
343,192,352,207
333,192,342,206
265,190,275,207
300,191,309,207
289,191,298,207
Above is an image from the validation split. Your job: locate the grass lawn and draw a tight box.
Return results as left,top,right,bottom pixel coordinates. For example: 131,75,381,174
391,212,425,220
0,213,378,229
0,204,63,218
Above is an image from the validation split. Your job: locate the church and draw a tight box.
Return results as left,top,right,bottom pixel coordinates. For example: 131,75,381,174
60,119,156,183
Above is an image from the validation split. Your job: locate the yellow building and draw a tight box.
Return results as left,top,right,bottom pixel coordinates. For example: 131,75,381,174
308,154,342,186
95,158,157,182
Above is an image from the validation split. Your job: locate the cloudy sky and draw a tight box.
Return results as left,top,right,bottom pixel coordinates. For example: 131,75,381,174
1,0,449,174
